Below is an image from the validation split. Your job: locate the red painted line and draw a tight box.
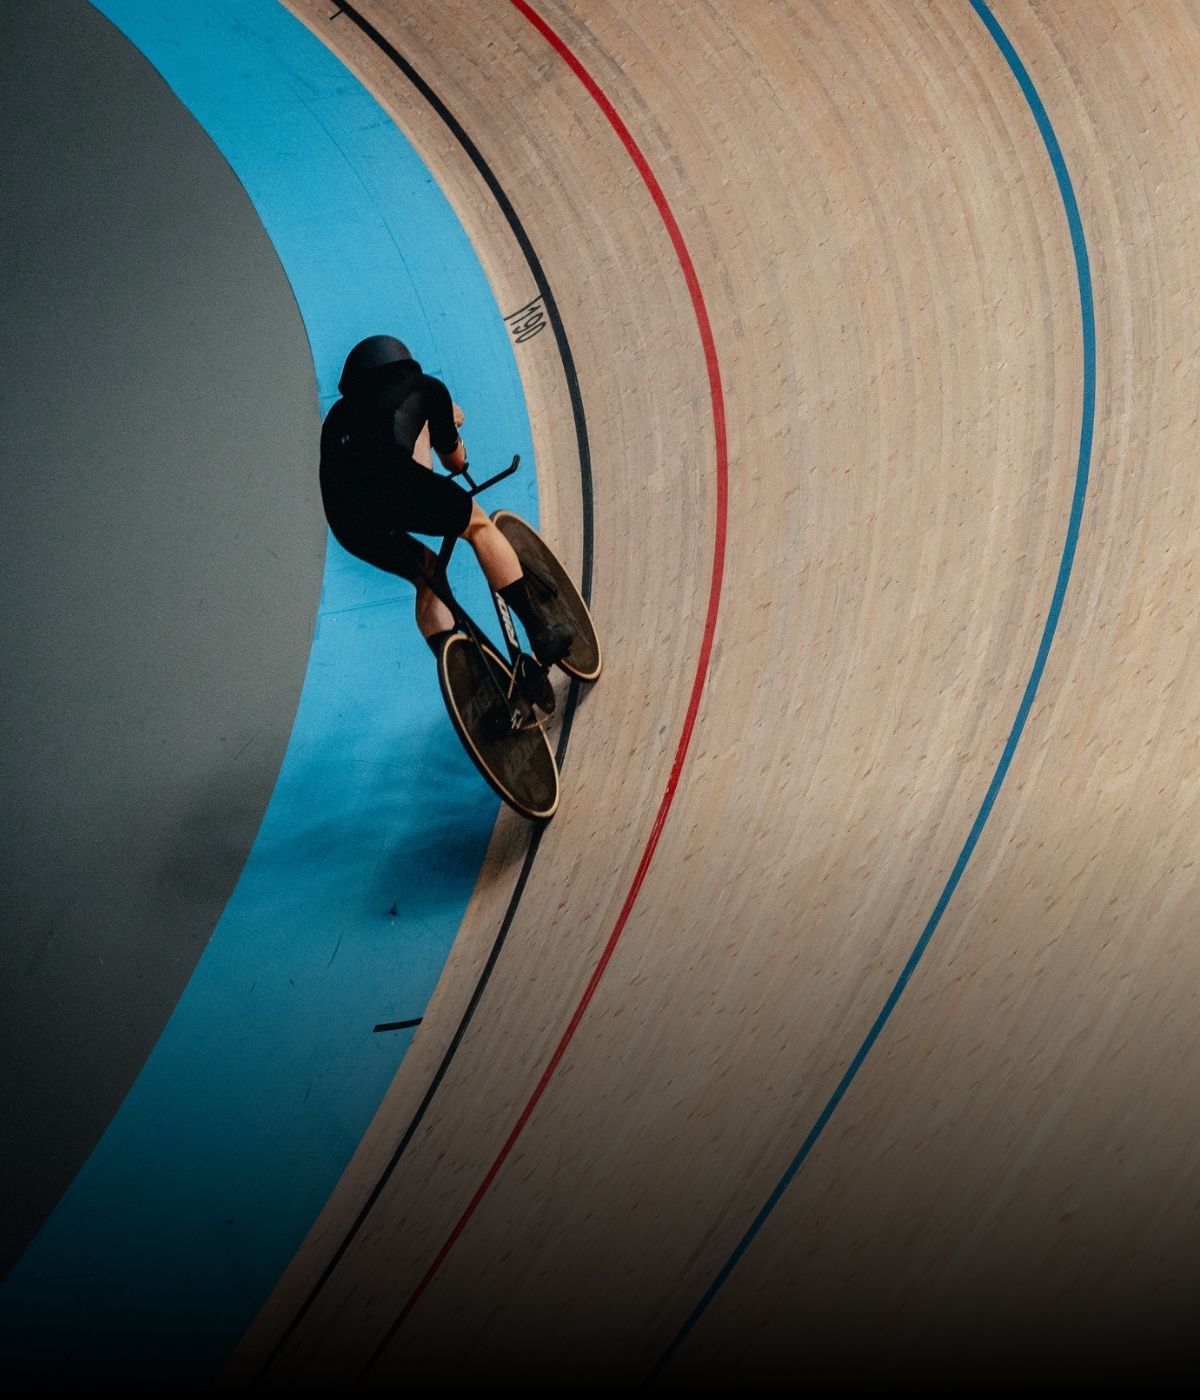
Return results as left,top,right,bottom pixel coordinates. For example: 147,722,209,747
363,0,728,1373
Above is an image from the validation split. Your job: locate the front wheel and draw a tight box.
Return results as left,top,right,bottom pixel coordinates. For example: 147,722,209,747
491,510,602,682
438,633,560,821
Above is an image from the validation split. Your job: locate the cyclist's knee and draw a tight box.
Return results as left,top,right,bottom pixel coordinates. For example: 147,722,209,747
415,581,452,631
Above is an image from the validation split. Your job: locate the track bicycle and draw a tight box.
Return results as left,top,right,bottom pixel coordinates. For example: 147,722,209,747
417,455,601,820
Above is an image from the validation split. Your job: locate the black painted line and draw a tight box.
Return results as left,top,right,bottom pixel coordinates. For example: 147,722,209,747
372,1018,422,1033
257,6,593,1378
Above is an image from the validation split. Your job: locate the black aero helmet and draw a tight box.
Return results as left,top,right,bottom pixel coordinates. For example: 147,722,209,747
338,334,415,395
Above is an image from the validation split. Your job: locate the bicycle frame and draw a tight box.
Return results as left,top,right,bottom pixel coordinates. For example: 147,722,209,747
416,455,547,730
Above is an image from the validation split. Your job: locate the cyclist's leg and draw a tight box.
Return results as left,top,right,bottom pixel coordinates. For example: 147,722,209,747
407,540,454,653
462,503,571,664
462,500,522,590
407,410,520,588
397,424,566,665
415,581,454,639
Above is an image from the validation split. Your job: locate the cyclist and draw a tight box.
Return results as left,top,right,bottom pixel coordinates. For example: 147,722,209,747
319,335,571,665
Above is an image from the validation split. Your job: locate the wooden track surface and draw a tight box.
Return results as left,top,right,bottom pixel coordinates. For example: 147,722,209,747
232,0,1200,1381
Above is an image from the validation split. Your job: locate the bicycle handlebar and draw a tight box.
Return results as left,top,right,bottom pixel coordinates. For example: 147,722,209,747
460,454,521,497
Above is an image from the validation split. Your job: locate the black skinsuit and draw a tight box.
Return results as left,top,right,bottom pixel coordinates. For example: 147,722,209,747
319,359,470,583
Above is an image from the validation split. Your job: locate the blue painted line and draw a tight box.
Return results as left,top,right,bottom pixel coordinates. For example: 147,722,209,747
1,0,536,1380
652,0,1096,1376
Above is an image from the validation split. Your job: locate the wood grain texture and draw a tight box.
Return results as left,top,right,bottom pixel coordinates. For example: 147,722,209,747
231,0,1200,1383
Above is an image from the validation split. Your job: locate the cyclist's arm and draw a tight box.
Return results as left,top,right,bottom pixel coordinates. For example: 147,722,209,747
436,435,468,474
424,376,469,474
